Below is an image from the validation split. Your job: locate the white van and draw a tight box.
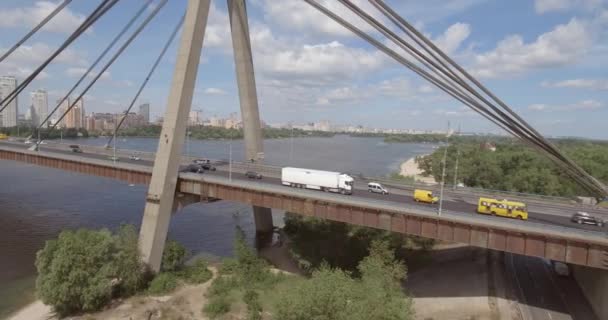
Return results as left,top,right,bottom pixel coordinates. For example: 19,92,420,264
367,182,389,195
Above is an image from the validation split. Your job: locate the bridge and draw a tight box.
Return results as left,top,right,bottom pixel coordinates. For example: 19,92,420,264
2,140,608,271
2,0,608,317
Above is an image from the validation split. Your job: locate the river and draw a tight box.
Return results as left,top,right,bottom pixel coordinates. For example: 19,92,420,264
0,135,435,317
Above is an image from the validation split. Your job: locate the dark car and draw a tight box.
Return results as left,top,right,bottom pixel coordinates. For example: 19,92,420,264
183,164,205,173
245,171,262,179
571,211,604,227
69,144,83,153
193,159,210,165
201,163,216,171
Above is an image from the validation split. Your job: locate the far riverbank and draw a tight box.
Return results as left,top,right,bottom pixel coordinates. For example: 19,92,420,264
399,155,437,184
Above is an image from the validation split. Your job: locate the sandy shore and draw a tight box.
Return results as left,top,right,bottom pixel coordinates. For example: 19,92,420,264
400,156,437,184
8,301,52,320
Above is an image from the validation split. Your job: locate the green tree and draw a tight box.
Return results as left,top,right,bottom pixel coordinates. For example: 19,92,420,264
35,227,146,316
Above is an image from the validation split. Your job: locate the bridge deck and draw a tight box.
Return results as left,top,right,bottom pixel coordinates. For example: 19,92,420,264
1,144,607,270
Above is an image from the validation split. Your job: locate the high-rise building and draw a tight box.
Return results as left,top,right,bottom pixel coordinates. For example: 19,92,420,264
0,76,18,127
65,98,84,129
31,89,48,128
188,110,203,126
138,103,150,123
56,98,70,128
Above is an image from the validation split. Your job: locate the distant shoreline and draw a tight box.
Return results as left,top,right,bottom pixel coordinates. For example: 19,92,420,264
399,155,437,184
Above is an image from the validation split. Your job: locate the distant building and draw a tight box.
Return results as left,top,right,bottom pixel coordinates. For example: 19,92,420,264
31,89,48,128
138,103,150,123
0,76,18,127
189,110,203,126
118,112,145,129
65,98,84,129
85,116,95,131
480,142,496,152
313,120,331,132
56,98,70,128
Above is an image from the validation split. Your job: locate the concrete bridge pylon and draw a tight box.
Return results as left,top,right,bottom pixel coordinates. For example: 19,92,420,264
138,0,273,272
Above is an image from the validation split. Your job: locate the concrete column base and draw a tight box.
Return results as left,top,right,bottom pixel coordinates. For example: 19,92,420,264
253,206,273,232
573,265,608,319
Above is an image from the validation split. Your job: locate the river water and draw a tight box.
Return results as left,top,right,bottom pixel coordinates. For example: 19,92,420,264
0,135,435,317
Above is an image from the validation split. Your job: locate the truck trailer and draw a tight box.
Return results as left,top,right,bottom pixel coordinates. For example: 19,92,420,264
281,167,354,195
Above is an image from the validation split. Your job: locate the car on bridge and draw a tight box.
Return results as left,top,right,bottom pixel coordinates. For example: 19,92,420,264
183,164,205,173
245,171,262,179
414,189,438,204
368,182,389,195
571,211,604,227
70,145,83,153
129,155,141,161
193,158,211,165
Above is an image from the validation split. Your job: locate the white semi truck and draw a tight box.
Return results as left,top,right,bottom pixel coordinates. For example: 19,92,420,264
281,167,354,195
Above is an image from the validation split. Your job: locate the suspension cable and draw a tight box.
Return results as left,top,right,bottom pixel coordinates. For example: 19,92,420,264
302,0,606,196
36,0,169,150
367,0,607,196
0,0,118,113
36,0,156,135
106,13,185,148
337,0,587,181
0,0,73,64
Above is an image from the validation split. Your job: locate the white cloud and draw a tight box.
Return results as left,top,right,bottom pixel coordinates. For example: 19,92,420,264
433,23,472,54
541,78,608,90
534,0,606,13
471,18,592,78
257,41,384,83
0,1,86,33
0,42,87,66
259,0,387,38
528,99,603,111
204,87,227,95
203,2,232,50
65,67,110,80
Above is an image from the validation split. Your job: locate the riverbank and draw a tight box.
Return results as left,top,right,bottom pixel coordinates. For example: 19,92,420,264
400,156,436,184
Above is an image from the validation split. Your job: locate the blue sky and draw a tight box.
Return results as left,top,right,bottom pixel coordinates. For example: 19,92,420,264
0,0,607,138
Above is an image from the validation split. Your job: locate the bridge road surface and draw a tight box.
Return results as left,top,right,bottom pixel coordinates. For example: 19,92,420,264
2,141,608,235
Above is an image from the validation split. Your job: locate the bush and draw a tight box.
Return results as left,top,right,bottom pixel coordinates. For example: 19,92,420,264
274,241,413,320
244,290,262,320
162,240,187,272
203,295,231,318
35,226,146,316
208,276,238,296
181,258,212,284
147,273,179,295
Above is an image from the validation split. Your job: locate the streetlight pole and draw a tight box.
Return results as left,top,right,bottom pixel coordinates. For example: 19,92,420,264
438,121,450,216
289,123,294,165
229,136,233,182
113,130,117,164
60,129,63,144
453,148,460,190
186,130,190,161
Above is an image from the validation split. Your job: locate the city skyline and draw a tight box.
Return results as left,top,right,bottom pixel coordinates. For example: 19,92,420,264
0,1,606,138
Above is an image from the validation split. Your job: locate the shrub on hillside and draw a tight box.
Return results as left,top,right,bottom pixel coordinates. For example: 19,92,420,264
181,258,213,284
274,240,413,320
161,240,187,272
147,272,179,295
35,226,146,316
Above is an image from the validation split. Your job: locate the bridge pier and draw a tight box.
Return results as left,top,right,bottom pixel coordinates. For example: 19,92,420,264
138,0,211,273
572,265,608,319
227,0,273,235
